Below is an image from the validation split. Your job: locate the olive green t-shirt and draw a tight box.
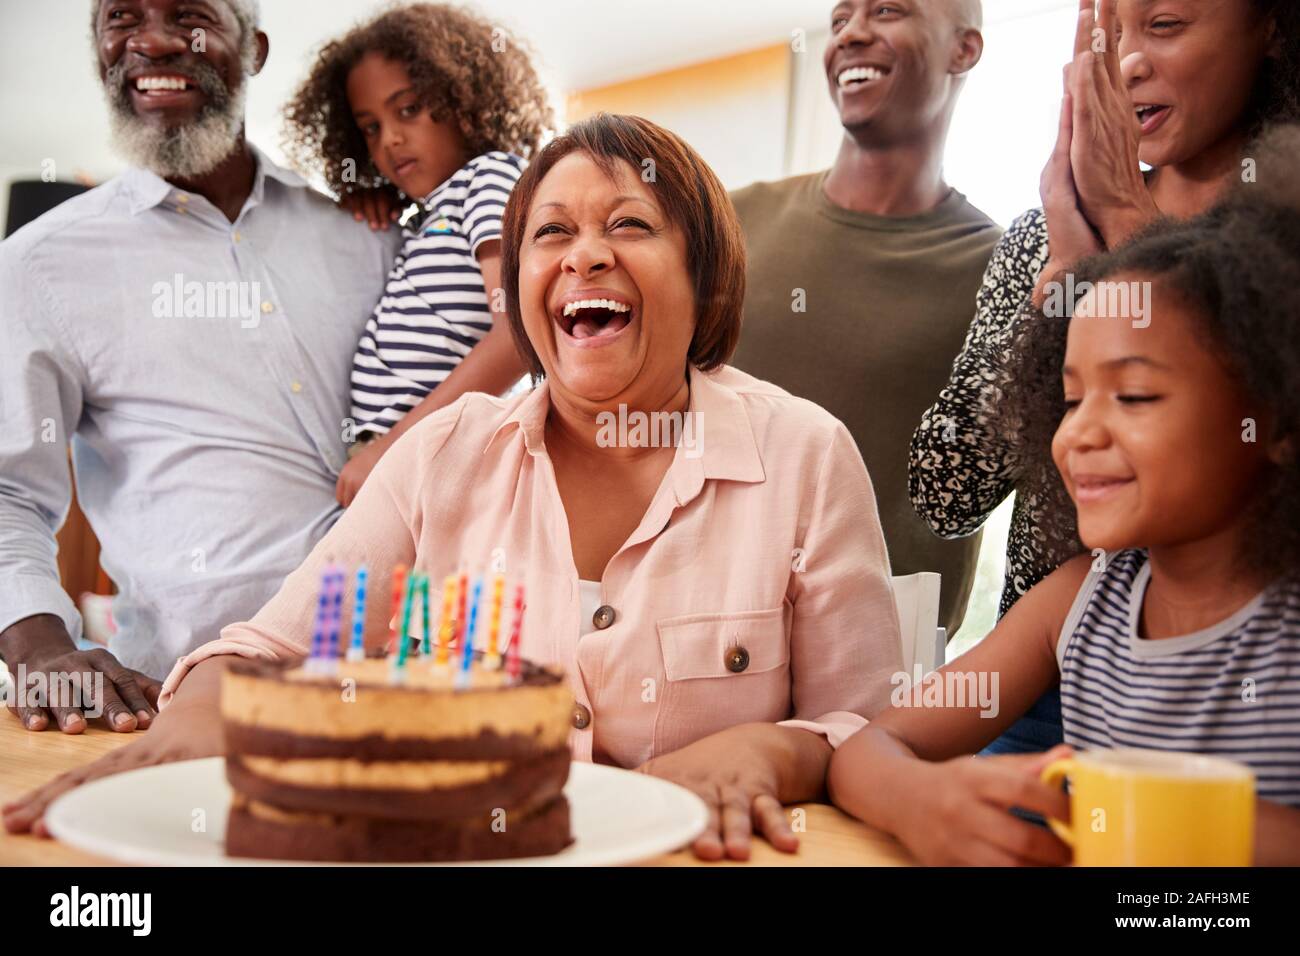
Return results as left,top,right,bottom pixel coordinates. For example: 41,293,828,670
730,171,1001,636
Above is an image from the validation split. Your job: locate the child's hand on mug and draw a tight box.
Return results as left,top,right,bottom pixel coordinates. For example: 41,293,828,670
896,745,1074,866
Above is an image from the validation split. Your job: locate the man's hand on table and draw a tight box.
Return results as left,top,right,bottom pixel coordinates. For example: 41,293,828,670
3,656,228,837
0,614,160,734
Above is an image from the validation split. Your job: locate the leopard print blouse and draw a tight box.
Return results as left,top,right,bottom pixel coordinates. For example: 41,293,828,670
909,207,1082,618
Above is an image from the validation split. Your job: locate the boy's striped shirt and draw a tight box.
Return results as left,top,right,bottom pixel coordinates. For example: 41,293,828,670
350,151,524,436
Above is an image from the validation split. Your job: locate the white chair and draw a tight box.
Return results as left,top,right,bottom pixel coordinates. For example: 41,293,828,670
890,572,945,676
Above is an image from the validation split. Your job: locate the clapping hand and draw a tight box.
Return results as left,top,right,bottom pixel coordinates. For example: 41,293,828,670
1066,0,1159,246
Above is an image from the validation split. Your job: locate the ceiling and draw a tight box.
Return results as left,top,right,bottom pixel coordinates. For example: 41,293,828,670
0,0,827,175
0,0,1069,182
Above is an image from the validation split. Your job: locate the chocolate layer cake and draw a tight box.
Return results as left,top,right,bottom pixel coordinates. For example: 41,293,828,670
221,657,574,862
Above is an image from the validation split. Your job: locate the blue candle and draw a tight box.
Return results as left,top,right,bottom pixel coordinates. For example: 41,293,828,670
347,565,368,661
458,577,483,688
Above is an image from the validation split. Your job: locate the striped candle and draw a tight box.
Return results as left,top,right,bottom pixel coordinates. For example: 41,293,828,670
387,564,408,656
308,565,332,665
485,572,505,667
457,577,483,688
347,565,368,661
455,569,468,648
419,574,431,656
324,565,344,662
505,583,524,682
436,574,456,668
394,570,416,671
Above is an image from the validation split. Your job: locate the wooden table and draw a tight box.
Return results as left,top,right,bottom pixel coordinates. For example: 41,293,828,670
0,717,914,866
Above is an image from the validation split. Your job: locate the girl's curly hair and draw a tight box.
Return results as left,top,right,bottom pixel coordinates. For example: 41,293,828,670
1001,124,1300,582
282,3,553,196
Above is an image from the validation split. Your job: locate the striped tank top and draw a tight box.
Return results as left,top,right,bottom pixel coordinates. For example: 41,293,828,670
350,151,525,437
1057,549,1300,807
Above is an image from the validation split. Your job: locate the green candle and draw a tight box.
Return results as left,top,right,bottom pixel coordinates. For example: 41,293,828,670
395,572,416,669
420,574,431,656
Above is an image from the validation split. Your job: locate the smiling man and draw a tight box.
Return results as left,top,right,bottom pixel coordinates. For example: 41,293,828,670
0,0,397,734
729,0,999,637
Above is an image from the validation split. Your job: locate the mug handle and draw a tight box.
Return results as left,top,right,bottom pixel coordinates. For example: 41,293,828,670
1039,758,1076,847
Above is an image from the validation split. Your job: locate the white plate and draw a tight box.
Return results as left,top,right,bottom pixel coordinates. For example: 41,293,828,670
45,758,708,866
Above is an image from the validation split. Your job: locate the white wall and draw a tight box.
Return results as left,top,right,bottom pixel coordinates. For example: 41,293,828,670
2,1,1084,229
566,46,792,191
0,0,833,227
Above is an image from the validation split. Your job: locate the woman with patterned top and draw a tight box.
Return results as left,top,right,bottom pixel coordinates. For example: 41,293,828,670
909,0,1300,754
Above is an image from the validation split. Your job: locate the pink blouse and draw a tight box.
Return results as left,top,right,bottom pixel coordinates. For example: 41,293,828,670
159,365,903,767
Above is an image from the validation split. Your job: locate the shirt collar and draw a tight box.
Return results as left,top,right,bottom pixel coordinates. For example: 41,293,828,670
486,365,766,488
124,142,306,216
684,364,766,483
488,378,551,456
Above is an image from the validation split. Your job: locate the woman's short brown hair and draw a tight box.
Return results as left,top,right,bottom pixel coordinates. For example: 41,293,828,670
500,113,746,378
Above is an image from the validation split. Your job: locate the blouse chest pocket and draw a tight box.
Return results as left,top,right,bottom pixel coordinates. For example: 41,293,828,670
652,607,791,756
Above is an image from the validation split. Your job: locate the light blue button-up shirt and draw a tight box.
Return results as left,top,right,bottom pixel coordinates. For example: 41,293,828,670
0,147,400,678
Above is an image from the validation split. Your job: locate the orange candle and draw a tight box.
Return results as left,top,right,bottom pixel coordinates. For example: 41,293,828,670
387,564,408,655
455,569,468,646
486,572,506,667
435,574,456,668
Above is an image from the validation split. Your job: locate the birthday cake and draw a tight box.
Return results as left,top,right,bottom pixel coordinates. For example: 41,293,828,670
220,566,574,862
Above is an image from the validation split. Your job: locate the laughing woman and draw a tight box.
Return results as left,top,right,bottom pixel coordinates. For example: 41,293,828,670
4,114,903,861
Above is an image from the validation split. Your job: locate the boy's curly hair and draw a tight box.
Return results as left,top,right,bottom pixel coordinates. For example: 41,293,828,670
282,3,553,195
1001,124,1300,582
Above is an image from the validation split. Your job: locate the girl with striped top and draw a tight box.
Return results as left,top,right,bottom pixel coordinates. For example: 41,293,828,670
909,0,1300,760
827,125,1300,866
283,4,553,505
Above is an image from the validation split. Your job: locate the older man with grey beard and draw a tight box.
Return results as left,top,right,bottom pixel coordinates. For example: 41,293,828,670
0,0,398,737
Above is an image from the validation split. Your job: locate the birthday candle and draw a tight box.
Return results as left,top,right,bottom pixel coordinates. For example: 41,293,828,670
388,564,408,656
486,572,505,668
505,583,525,682
325,565,344,663
455,568,468,647
458,577,483,688
419,574,431,656
436,574,456,668
347,565,368,661
308,566,332,665
395,570,416,671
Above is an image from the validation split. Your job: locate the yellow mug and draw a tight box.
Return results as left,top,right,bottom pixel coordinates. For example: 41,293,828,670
1040,748,1256,866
